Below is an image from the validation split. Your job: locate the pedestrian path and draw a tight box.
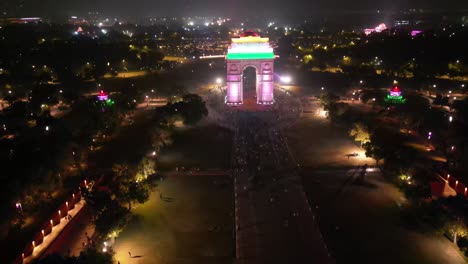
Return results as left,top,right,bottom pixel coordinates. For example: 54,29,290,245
22,200,86,264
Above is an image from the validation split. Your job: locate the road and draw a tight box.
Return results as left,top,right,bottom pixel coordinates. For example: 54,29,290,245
232,109,334,264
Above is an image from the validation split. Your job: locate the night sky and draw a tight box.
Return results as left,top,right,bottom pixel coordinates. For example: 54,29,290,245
4,0,468,17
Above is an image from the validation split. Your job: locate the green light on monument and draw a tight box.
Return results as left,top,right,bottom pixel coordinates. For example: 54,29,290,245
226,52,275,60
384,95,406,104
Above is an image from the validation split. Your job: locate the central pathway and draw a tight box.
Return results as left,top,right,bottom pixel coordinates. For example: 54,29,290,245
232,111,334,264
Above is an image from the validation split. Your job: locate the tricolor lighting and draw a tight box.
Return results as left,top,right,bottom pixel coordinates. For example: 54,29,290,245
385,85,406,104
389,86,401,96
227,32,274,60
97,90,109,101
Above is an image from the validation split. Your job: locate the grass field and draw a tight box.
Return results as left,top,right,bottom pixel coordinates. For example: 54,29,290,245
113,175,234,264
158,124,232,171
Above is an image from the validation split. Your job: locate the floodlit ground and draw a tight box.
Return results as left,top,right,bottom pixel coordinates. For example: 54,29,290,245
301,168,466,264
285,103,466,264
113,175,233,264
287,112,374,168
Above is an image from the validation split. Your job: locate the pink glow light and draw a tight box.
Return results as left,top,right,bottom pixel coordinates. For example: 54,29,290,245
97,90,108,101
411,30,423,37
390,86,401,96
364,23,387,35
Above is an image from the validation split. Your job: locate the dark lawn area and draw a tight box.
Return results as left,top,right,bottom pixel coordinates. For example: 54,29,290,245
158,124,232,170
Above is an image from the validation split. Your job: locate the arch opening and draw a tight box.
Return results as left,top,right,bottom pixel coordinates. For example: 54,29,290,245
242,66,257,96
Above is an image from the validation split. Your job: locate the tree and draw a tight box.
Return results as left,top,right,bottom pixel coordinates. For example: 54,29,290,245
112,163,129,179
118,181,152,211
84,190,113,219
362,141,385,166
172,94,208,125
349,123,370,146
151,129,173,152
135,158,156,182
94,201,128,235
362,127,396,165
446,220,467,245
113,162,154,211
319,92,339,109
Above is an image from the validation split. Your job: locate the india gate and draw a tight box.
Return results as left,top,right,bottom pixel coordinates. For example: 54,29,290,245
225,31,275,105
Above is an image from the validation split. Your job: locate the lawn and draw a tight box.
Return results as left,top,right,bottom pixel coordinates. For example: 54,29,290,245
157,124,232,171
113,175,234,264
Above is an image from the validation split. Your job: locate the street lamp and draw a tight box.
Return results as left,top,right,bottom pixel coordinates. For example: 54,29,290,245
15,202,23,214
215,78,223,91
280,75,292,84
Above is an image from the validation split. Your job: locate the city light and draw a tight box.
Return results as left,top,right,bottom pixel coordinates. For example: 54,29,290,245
364,23,387,35
97,90,109,101
280,76,292,84
216,78,222,84
385,85,406,104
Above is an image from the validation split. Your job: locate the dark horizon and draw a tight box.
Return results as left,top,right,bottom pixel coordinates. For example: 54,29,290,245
1,0,468,19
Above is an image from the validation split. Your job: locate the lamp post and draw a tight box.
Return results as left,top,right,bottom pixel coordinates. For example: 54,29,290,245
15,201,23,215
280,75,292,84
216,78,223,90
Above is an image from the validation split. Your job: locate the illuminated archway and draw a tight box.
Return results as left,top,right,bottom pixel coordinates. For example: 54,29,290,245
226,32,275,105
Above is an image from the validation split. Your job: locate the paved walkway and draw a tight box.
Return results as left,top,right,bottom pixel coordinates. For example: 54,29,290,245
42,203,95,258
22,199,86,264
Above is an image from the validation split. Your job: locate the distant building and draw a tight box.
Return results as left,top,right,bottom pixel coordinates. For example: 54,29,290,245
394,20,410,27
0,17,41,25
363,23,387,35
